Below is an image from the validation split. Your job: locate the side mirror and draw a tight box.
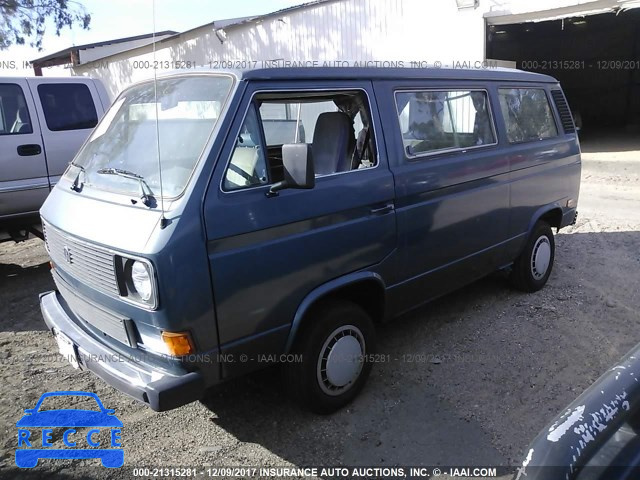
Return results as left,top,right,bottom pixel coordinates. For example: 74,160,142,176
267,144,315,197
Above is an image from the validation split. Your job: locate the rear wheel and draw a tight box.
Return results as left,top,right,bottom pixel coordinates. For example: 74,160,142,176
510,220,555,292
284,300,376,414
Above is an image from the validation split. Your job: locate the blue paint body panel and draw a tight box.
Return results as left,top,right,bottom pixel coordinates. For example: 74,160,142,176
38,68,581,410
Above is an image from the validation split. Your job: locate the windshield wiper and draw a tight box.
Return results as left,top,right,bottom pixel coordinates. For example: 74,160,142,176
96,168,156,207
69,162,85,193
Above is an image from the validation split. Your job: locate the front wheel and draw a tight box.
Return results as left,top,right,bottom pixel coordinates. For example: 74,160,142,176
510,220,555,292
283,300,376,414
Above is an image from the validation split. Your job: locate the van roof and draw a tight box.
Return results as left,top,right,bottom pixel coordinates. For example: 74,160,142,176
238,67,558,84
153,66,557,84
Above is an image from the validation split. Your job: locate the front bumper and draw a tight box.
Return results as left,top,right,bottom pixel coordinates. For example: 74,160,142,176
39,290,204,411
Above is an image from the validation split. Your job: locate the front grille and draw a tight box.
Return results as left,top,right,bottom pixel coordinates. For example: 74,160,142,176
53,270,134,347
43,221,119,296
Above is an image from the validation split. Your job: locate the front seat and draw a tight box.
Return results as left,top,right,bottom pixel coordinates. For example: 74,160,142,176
312,112,355,176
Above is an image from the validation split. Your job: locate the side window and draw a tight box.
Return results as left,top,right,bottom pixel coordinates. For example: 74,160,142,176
259,100,338,146
0,83,33,135
498,88,558,143
223,105,269,191
259,102,304,145
223,90,377,191
37,83,98,132
395,90,495,157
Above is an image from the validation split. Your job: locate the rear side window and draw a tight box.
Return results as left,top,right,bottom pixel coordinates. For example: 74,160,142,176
498,88,558,143
0,83,33,135
395,90,496,157
38,83,98,131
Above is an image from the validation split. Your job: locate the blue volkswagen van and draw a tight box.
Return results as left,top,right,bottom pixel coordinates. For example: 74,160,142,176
39,67,580,413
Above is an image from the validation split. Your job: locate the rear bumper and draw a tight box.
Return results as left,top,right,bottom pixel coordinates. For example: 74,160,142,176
560,207,578,228
39,290,204,411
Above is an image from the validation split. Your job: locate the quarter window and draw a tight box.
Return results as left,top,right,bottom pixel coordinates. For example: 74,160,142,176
0,83,33,135
223,105,269,191
498,88,558,143
38,83,98,131
396,90,495,157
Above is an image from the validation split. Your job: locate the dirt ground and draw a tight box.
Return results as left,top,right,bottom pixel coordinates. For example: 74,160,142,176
0,131,639,479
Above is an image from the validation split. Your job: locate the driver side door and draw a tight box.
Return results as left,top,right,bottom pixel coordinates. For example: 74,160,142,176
203,80,397,378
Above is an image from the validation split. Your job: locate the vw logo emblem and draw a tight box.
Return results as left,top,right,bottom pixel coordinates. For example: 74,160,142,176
63,246,72,264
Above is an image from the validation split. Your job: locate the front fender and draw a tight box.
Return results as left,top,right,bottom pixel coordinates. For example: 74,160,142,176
284,271,386,352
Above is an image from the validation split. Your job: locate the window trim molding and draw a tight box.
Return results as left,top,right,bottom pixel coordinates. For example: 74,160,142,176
393,87,499,161
219,87,381,195
497,86,560,145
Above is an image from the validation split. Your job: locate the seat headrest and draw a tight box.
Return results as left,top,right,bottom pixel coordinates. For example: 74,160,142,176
312,112,354,175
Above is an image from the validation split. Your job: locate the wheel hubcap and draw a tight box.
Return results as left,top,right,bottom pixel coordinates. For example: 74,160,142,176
317,325,365,396
531,236,551,280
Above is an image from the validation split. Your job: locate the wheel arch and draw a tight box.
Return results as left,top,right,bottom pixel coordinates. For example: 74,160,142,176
528,203,564,235
284,271,386,352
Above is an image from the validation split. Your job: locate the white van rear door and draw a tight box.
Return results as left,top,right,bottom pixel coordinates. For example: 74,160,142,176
0,79,49,219
27,77,104,185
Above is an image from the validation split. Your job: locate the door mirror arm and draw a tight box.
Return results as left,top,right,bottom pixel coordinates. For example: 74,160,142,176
266,180,287,198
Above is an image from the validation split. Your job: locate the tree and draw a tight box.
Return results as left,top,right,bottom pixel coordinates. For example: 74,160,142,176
0,0,91,50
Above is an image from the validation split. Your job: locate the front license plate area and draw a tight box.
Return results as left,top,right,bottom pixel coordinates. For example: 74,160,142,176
55,331,79,369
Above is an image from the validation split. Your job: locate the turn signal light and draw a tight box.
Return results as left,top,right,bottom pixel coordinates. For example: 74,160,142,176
161,331,195,356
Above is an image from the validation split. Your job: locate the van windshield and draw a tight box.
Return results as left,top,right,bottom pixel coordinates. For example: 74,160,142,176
67,75,233,198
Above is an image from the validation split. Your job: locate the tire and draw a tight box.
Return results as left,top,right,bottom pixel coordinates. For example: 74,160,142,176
283,299,376,414
510,220,555,292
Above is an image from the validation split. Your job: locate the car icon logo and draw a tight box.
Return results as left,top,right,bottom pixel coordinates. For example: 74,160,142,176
63,246,72,264
15,391,123,468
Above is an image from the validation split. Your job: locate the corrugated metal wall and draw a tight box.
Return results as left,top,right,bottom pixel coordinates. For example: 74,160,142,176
75,0,486,98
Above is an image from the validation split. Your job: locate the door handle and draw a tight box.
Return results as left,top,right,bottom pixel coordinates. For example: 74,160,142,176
17,144,42,156
370,203,395,215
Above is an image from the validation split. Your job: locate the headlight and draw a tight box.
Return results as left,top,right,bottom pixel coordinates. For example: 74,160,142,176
131,261,152,302
115,256,157,309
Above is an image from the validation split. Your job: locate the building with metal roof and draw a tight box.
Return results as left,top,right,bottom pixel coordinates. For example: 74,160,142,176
29,0,640,129
30,31,177,75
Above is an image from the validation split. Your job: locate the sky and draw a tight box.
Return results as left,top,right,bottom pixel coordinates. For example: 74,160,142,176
1,0,305,75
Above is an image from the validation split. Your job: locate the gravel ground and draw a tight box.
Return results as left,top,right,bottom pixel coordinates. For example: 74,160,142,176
0,132,639,479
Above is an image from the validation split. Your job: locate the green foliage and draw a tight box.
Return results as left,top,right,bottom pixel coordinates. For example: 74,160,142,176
0,0,91,50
